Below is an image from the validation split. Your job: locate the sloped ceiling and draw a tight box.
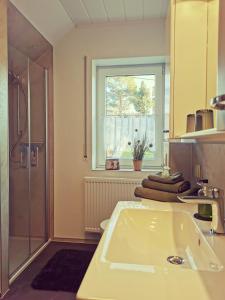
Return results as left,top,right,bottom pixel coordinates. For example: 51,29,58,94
10,0,168,45
9,0,74,45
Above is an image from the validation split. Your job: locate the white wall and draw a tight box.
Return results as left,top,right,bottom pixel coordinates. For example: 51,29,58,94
54,19,166,239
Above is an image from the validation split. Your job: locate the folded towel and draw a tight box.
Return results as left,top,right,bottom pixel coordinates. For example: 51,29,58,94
134,186,199,202
142,178,190,193
148,171,184,184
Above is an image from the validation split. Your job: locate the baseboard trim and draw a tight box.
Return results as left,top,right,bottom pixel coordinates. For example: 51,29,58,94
52,237,99,245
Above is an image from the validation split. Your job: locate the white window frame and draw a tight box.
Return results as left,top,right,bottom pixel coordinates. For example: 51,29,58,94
92,57,165,170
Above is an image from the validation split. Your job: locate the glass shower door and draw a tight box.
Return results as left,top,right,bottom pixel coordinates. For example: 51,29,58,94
8,50,48,276
8,48,30,275
29,59,48,253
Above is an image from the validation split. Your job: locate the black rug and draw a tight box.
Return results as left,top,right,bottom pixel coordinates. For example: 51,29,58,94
31,249,95,293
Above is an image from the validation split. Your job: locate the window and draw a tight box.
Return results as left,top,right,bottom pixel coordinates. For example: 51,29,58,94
92,59,165,170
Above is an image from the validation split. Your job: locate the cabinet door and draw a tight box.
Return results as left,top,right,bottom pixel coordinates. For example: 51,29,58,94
207,0,219,104
218,0,225,95
170,0,219,137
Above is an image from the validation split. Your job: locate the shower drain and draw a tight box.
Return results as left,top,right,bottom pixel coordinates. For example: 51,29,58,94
167,256,184,265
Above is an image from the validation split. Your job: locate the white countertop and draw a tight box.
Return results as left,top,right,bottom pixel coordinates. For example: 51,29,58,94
77,200,225,300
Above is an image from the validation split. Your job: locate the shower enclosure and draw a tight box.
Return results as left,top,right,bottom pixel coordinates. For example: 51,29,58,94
8,45,49,276
0,1,52,295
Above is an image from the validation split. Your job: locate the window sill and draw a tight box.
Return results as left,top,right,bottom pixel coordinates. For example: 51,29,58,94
92,168,163,173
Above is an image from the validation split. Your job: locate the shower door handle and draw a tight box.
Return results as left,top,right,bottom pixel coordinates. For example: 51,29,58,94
20,151,26,168
31,146,39,168
36,146,39,167
20,145,28,168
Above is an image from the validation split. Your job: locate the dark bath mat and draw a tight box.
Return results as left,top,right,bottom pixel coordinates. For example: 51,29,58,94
31,249,95,293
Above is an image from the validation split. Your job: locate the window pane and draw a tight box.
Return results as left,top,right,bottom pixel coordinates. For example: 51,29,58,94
105,115,156,160
106,75,155,116
105,75,157,162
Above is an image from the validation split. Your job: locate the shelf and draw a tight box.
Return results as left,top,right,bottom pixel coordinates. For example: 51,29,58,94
169,138,196,144
179,128,224,138
169,128,225,143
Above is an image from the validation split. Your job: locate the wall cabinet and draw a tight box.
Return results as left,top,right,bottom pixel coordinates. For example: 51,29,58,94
218,0,225,95
169,0,219,138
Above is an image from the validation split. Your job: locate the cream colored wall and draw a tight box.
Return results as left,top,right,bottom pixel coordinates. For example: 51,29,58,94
54,20,166,239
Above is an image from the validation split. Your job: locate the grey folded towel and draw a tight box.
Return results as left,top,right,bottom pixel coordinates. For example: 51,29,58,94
142,178,190,193
148,171,184,184
134,186,199,202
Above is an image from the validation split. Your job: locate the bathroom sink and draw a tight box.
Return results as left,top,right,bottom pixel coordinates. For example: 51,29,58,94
77,201,225,300
103,208,223,272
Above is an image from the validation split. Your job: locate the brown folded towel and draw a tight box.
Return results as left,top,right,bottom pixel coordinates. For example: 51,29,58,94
134,186,199,203
148,171,184,184
142,178,190,194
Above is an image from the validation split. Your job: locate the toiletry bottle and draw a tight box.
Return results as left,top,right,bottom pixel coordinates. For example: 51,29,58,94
197,179,212,220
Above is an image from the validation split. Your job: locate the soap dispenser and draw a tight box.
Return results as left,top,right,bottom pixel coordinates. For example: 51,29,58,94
197,179,212,221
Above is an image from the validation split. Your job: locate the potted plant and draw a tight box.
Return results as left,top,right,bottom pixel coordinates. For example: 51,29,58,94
128,130,153,171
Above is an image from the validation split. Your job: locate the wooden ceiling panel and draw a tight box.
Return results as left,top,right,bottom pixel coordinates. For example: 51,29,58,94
103,0,125,21
59,0,90,24
11,0,169,42
161,0,169,17
143,0,164,18
123,0,143,20
82,0,107,22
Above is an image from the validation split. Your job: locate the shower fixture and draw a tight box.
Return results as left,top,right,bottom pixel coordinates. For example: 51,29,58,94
8,70,28,164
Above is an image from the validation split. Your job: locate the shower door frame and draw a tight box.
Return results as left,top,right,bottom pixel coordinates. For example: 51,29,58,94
27,58,50,254
44,68,49,241
0,0,10,296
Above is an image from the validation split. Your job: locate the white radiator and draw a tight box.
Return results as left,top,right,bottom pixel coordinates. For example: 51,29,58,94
84,177,141,233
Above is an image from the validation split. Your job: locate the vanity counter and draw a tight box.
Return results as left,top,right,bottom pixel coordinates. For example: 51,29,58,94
76,200,225,300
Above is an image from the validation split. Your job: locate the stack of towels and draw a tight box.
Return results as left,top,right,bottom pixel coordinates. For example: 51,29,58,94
134,172,198,202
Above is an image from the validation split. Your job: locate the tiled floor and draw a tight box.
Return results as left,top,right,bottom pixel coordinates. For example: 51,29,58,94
4,241,97,300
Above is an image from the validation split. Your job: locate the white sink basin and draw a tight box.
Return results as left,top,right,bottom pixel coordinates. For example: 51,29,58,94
103,208,222,272
77,201,225,300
